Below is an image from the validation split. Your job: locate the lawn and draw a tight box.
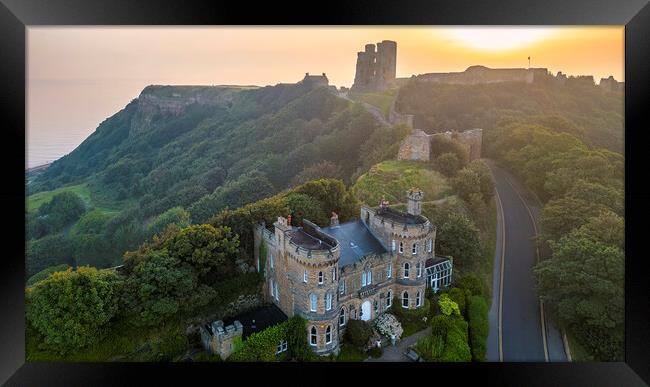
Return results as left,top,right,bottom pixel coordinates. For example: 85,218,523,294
27,183,93,213
352,160,452,206
27,181,128,216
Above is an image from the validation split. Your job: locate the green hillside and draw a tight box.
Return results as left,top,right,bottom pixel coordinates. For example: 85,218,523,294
352,160,451,206
396,79,623,153
26,82,409,274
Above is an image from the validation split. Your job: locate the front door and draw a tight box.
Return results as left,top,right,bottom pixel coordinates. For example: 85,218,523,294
361,300,371,321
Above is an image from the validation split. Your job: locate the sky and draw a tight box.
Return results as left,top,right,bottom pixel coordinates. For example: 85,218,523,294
27,26,624,168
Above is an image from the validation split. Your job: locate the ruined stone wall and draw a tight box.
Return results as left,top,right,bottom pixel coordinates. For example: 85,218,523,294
396,129,431,161
397,128,483,162
408,66,549,85
352,40,397,92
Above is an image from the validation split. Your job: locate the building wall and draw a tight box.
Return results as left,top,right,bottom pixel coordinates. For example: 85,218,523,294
396,128,483,163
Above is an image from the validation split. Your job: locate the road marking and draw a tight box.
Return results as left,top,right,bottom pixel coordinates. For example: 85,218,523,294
502,173,550,362
494,188,506,362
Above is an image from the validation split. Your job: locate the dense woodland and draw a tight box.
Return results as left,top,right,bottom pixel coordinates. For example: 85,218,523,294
26,78,623,361
26,83,409,277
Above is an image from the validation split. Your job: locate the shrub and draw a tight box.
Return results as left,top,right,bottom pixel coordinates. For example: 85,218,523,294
448,287,468,317
442,318,471,362
344,319,373,348
438,294,461,317
373,313,403,340
467,296,489,361
26,267,121,354
367,346,383,358
433,152,461,177
456,274,487,298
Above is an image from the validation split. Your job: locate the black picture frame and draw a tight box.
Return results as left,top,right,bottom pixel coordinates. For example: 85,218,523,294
2,0,649,385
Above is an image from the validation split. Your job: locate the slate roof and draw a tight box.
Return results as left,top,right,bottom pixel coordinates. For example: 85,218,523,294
321,220,387,267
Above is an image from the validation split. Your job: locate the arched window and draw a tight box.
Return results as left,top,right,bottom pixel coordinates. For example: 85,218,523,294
416,290,422,307
325,292,332,311
339,307,346,326
331,267,336,282
318,271,324,284
303,270,308,283
417,261,422,278
386,290,392,307
402,291,409,308
367,270,372,285
310,293,317,312
427,238,433,253
387,264,392,278
404,263,410,278
361,271,367,287
399,241,404,254
325,326,332,344
412,243,417,255
310,326,317,346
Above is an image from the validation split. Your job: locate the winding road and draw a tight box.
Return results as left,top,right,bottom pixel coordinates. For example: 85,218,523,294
485,161,568,362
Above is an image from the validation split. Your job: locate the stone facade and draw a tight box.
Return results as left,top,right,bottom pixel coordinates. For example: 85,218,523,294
253,189,448,356
397,128,483,163
351,41,397,92
199,320,243,359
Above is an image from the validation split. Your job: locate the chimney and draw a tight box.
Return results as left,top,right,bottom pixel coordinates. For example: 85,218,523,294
330,212,339,227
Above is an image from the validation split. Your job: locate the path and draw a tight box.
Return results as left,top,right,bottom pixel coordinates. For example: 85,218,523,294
365,327,431,362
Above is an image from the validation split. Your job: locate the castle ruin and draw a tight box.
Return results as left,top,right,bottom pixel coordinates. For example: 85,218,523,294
397,128,483,163
351,40,397,92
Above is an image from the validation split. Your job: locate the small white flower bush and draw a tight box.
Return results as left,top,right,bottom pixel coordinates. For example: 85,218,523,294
374,313,403,340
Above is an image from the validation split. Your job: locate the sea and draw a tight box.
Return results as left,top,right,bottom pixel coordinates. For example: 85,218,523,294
27,78,154,169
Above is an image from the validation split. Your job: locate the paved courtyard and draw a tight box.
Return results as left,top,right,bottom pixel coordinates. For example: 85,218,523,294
365,327,431,362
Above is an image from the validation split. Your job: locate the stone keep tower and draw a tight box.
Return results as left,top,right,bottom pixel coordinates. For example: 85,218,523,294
407,188,424,216
351,40,397,91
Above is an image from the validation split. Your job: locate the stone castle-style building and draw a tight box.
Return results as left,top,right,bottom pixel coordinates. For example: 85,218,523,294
253,189,453,355
351,40,397,92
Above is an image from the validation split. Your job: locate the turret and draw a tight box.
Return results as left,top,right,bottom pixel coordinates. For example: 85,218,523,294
407,188,424,216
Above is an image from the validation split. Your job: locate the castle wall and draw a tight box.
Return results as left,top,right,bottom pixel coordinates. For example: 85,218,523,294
396,128,483,163
409,66,549,85
352,40,397,92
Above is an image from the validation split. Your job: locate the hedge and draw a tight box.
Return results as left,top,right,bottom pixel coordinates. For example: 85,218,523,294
448,287,468,317
467,295,489,361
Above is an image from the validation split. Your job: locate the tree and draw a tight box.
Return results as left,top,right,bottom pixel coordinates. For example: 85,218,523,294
534,232,624,360
286,315,311,361
165,224,239,278
121,249,212,327
433,152,461,177
29,191,87,239
26,267,121,353
290,161,343,187
540,197,608,243
447,288,468,317
429,136,469,166
26,233,75,277
285,193,327,226
429,207,482,273
147,206,191,238
293,179,360,223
